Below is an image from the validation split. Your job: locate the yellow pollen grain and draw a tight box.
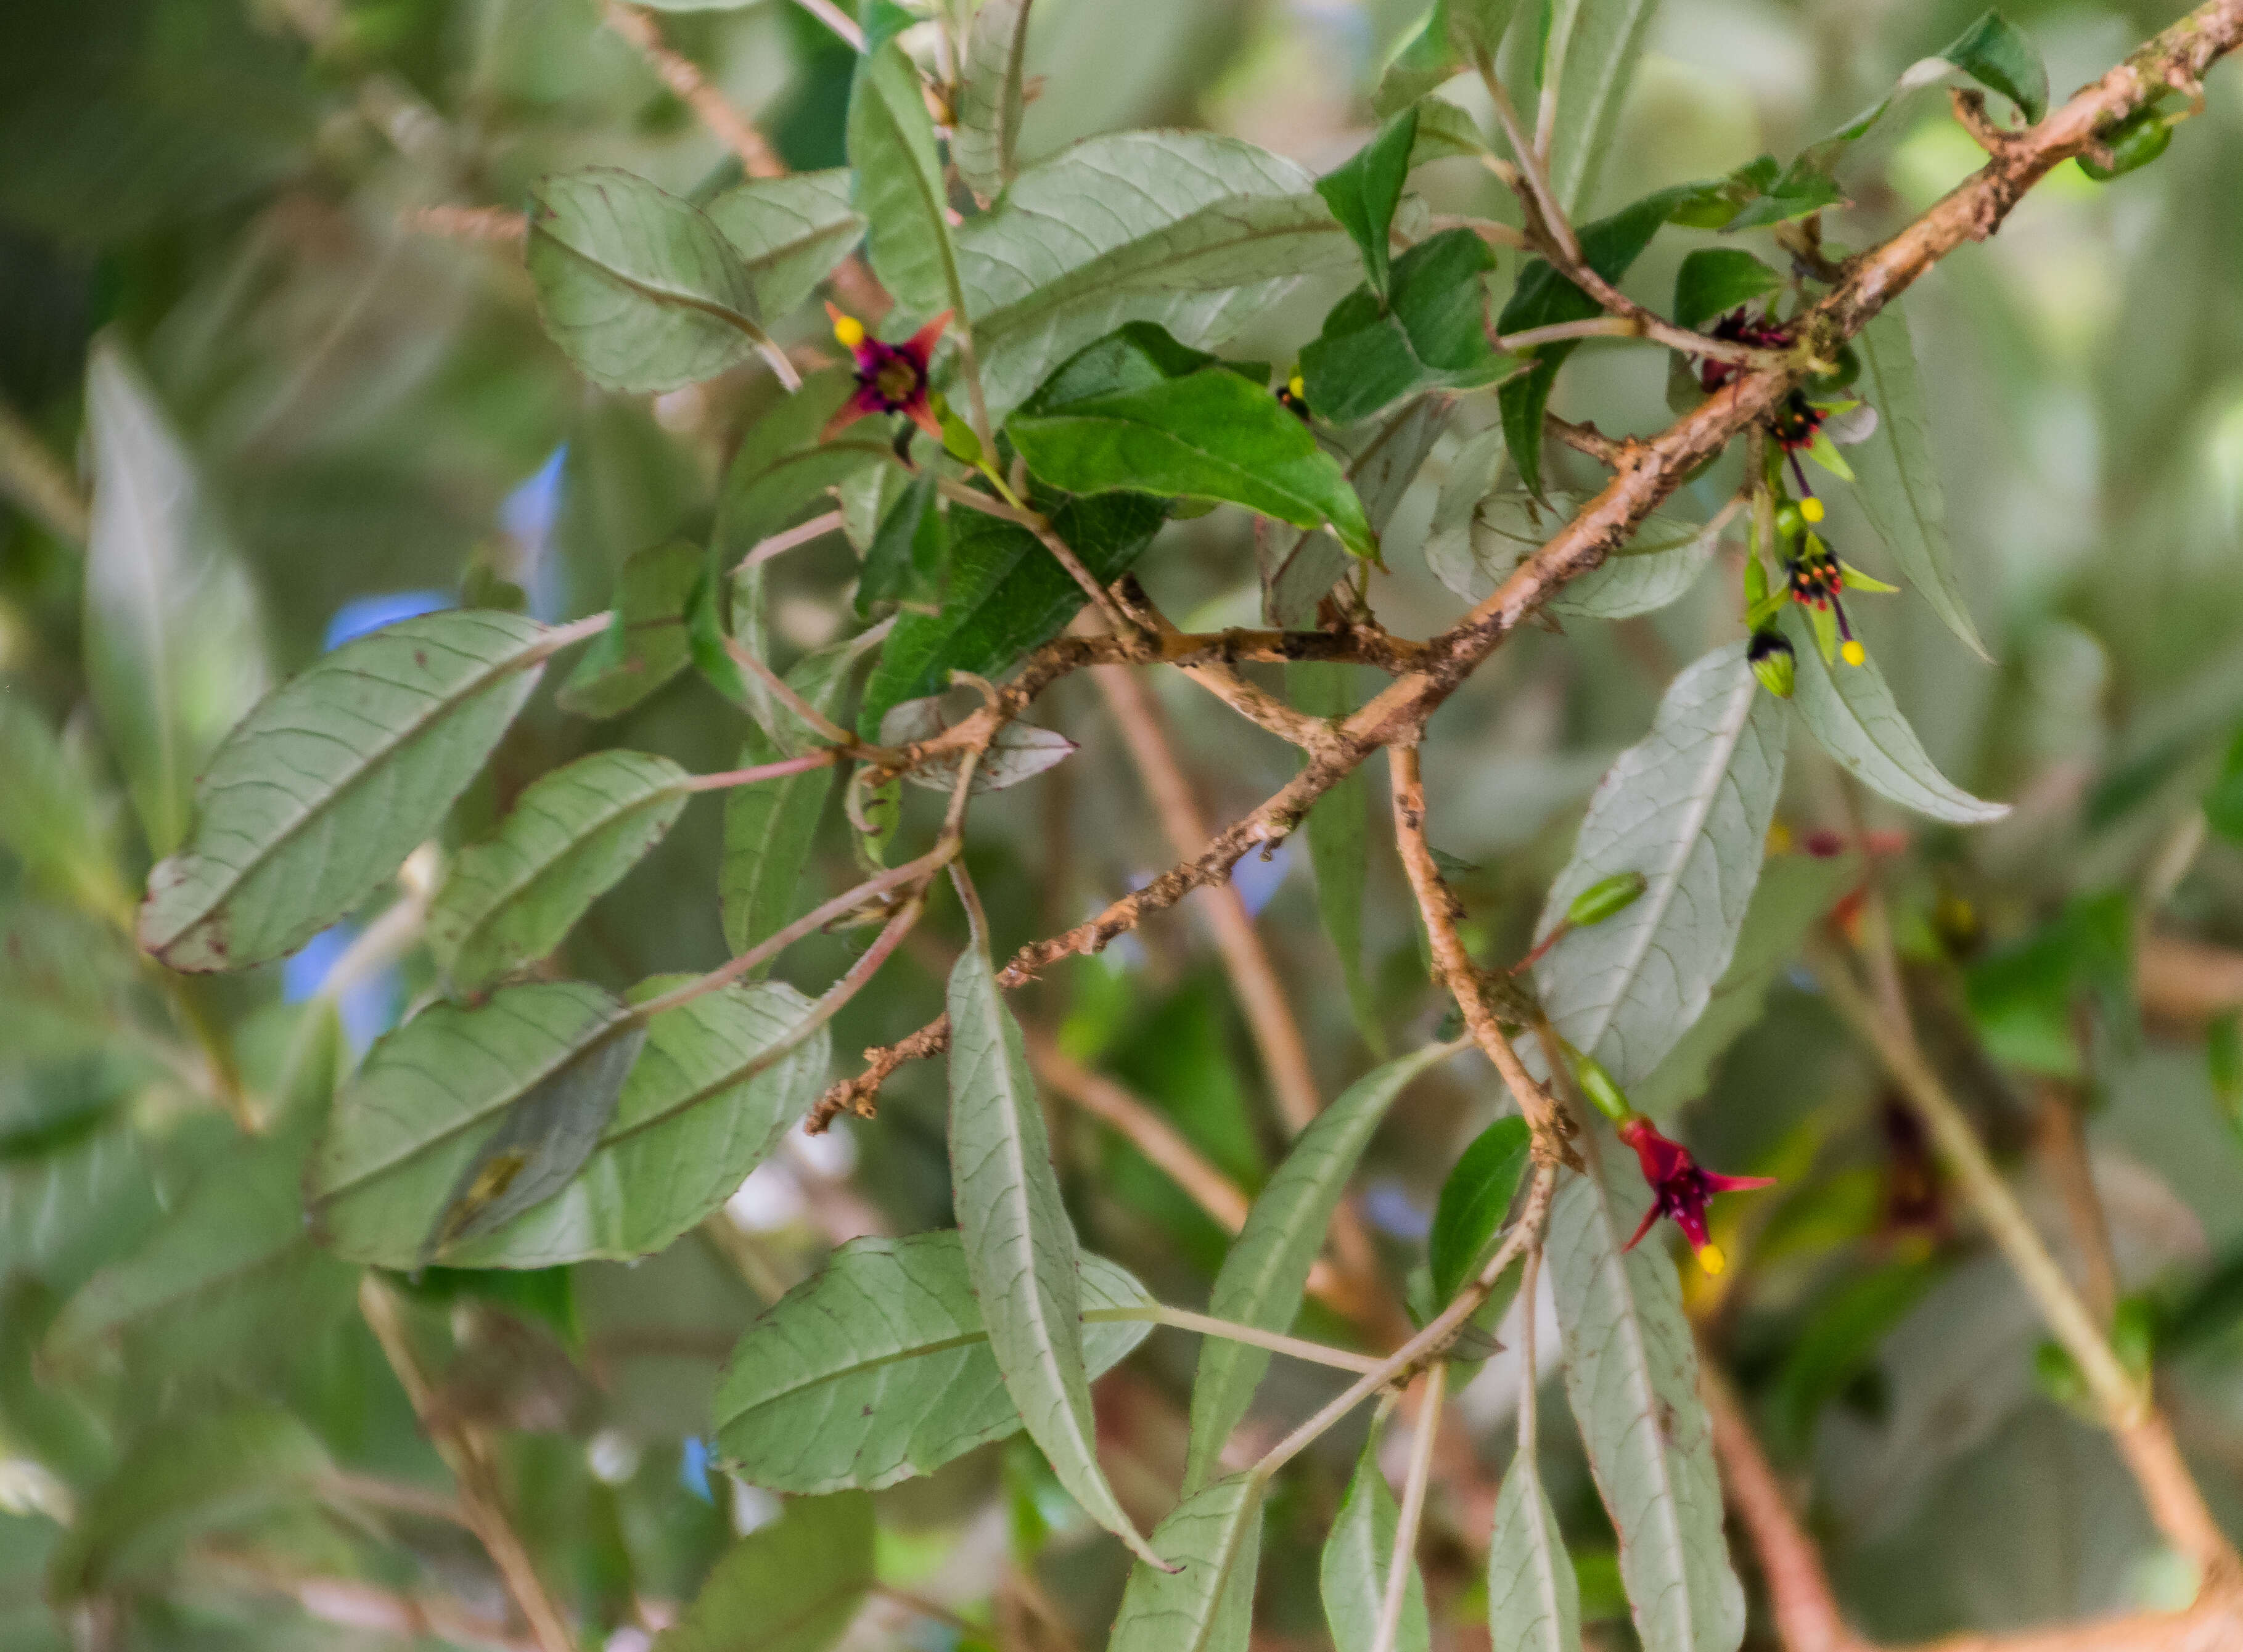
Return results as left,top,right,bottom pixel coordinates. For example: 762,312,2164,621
1698,1244,1727,1276
1842,639,1866,666
832,313,866,348
1288,374,1304,396
1800,497,1824,523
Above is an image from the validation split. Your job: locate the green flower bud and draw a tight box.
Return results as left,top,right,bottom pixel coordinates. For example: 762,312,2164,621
1567,870,1647,929
1749,628,1797,698
1571,1050,1634,1126
1773,499,1806,541
2080,111,2173,181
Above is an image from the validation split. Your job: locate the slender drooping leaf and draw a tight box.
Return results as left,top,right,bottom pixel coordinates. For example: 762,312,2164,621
1300,228,1511,428
81,337,267,860
1547,1134,1745,1652
527,168,771,393
1184,1041,1460,1493
1266,395,1449,626
957,133,1356,416
0,692,129,922
442,979,828,1266
47,1404,331,1599
1671,248,1781,332
139,610,555,973
1533,644,1788,1090
1541,0,1663,215
1631,851,1859,1118
1009,322,1374,557
703,170,865,319
1427,486,1715,620
858,487,1165,737
1850,306,1991,661
947,945,1162,1566
954,0,1031,205
1316,105,1419,294
308,981,643,1267
1429,1116,1532,1304
1322,1434,1430,1652
1780,610,2009,824
557,539,703,719
1292,662,1382,1053
655,1490,872,1652
1486,1442,1582,1652
430,751,691,996
849,39,964,322
1109,1474,1266,1652
715,1232,1153,1492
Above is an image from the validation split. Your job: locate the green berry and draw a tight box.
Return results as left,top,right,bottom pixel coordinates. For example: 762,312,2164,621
2080,111,2172,181
1567,871,1648,929
1773,500,1806,540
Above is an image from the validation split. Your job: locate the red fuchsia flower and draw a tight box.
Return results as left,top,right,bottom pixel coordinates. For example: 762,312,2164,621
822,303,951,444
1617,1116,1776,1275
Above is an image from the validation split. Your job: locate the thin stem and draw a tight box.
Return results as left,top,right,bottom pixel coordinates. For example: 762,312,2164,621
0,395,88,547
791,0,863,49
531,611,616,657
1517,1241,1543,1458
722,635,866,751
1083,1305,1384,1375
935,477,1135,634
682,749,841,793
1426,213,1533,251
739,509,844,573
601,2,787,178
1496,316,1643,351
1252,1166,1557,1484
1477,55,1581,268
1371,1360,1445,1652
1028,1031,1251,1232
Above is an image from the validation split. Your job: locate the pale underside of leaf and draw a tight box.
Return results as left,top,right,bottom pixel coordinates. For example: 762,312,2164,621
1109,1473,1266,1652
1184,1041,1459,1494
1487,1445,1583,1652
1780,608,2008,824
702,170,865,319
850,41,967,323
946,947,1162,1565
713,1232,1152,1494
1544,0,1663,216
1548,1140,1744,1652
138,610,551,973
653,1489,874,1652
1425,485,1714,620
1533,643,1788,1090
1322,1439,1430,1652
954,0,1030,205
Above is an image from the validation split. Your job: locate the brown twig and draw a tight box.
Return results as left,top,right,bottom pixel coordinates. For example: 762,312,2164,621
600,2,787,178
401,203,528,245
0,395,89,547
357,1280,575,1652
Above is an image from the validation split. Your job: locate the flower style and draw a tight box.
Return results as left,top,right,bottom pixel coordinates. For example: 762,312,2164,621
822,304,952,444
1617,1116,1776,1275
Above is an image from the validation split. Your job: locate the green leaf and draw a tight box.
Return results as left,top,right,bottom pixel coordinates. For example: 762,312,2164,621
1009,324,1374,557
1292,663,1382,1054
1496,186,1692,494
1631,851,1859,1118
954,0,1031,205
2207,725,2243,844
703,170,865,319
527,168,770,394
1541,0,1662,213
429,751,692,996
858,487,1165,738
857,469,943,617
1486,1439,1582,1652
1534,643,1788,1090
1265,396,1449,626
1939,9,2047,122
1427,485,1716,620
1429,1116,1531,1304
1451,0,1522,55
715,368,899,564
557,539,705,719
1671,248,1780,332
1183,1041,1460,1494
138,611,555,974
957,133,1356,417
1109,1473,1266,1652
47,1117,355,1376
81,336,268,860
1765,1257,1946,1453
47,1403,331,1599
1299,228,1511,428
715,1231,1153,1492
722,632,880,960
946,944,1162,1567
445,979,827,1266
1849,306,1990,661
1778,609,2009,824
1374,4,1465,113
848,39,964,322
1316,105,1420,295
655,1490,873,1652
1718,155,1850,232
1322,1431,1430,1652
307,981,643,1268
1547,1135,1746,1652
0,691,129,923
1408,96,1490,164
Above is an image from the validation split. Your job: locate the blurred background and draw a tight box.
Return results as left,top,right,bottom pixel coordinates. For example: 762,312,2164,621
7,0,2243,1646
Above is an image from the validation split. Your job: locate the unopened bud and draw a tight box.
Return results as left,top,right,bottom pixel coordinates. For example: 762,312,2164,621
1749,628,1796,698
1571,1051,1633,1126
1567,870,1647,929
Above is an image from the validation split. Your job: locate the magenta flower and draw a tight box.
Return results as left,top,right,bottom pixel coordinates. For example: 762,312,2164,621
1618,1116,1776,1275
822,303,951,444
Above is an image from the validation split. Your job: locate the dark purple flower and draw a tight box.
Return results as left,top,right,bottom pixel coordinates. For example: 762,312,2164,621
822,303,952,444
1617,1116,1776,1275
